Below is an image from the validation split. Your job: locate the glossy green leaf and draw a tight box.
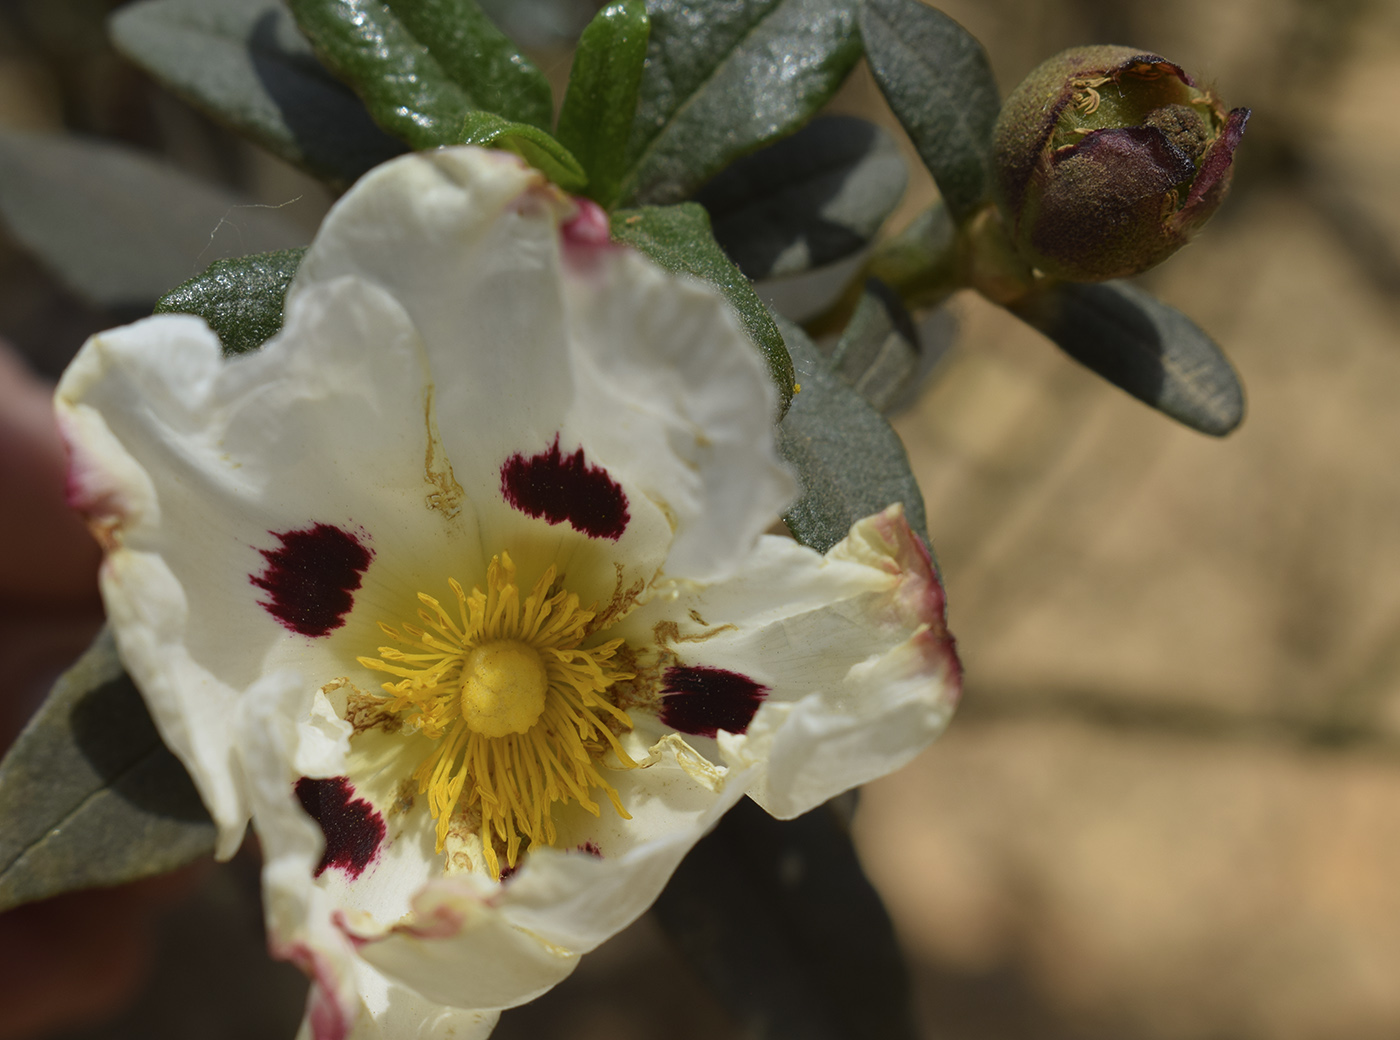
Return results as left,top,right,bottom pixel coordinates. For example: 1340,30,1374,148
618,0,862,206
776,315,931,555
109,0,405,189
654,798,920,1040
288,0,552,150
828,279,919,413
612,203,795,416
860,0,1000,223
0,131,305,309
458,111,587,192
155,247,306,356
0,629,216,912
556,0,651,208
695,116,907,280
1009,279,1245,436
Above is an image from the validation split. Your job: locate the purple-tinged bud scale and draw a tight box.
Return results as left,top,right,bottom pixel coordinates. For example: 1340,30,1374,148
992,45,1249,281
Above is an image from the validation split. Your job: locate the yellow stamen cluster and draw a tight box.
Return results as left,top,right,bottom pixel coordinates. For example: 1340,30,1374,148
358,553,637,878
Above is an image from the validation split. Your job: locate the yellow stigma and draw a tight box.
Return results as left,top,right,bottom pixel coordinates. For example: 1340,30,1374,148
357,552,637,879
460,641,548,737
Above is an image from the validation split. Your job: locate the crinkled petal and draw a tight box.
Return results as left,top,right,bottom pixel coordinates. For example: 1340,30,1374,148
352,740,754,1010
290,148,794,592
617,505,960,818
55,277,477,853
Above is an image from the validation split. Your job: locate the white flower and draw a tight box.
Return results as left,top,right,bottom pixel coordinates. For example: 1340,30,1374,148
55,147,960,1039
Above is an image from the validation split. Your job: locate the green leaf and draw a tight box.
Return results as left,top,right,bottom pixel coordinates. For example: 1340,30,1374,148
0,131,305,308
155,247,306,356
618,0,862,207
378,0,553,129
0,629,216,913
828,278,920,413
776,315,931,555
695,116,907,280
612,203,795,416
1008,279,1245,436
458,111,587,192
288,0,552,150
108,0,405,189
555,0,651,208
860,0,1000,223
654,798,920,1040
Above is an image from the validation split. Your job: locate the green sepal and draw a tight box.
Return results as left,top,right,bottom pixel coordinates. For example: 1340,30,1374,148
859,0,1000,224
1009,279,1245,436
555,0,651,208
653,798,921,1040
457,112,587,192
0,629,216,913
611,204,795,417
287,0,552,150
108,0,405,190
155,248,306,356
618,0,862,206
775,315,932,557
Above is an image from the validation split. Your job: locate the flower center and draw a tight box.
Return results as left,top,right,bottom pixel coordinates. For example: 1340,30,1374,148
460,641,548,737
357,552,637,879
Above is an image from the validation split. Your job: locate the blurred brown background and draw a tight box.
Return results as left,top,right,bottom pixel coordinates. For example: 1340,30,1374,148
2,0,1399,1037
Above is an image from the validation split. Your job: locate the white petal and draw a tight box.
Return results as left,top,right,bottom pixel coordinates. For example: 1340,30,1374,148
292,147,794,593
353,740,755,1011
618,505,961,818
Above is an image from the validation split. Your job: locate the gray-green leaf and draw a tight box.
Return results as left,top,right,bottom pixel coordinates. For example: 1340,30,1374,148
0,131,305,308
612,203,795,416
653,798,920,1040
155,247,306,355
828,279,920,413
556,0,651,209
776,315,931,555
860,0,1000,223
288,0,552,150
108,0,405,190
1008,279,1245,437
0,629,216,913
695,116,907,280
618,0,862,207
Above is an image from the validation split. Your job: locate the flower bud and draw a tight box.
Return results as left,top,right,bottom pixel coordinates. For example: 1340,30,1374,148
993,45,1249,281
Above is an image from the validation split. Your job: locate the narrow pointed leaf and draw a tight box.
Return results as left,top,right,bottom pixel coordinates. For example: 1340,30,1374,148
555,0,651,208
695,116,907,280
618,0,862,206
828,279,920,413
287,0,552,150
654,798,920,1040
1009,279,1245,436
612,203,794,416
155,247,306,356
0,629,216,913
458,111,587,191
0,131,305,308
775,316,931,556
860,0,1000,223
108,0,405,189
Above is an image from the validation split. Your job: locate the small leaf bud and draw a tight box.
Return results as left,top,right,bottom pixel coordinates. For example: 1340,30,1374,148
992,45,1249,281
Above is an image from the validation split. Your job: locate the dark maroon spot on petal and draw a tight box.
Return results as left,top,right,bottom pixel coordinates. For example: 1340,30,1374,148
660,665,769,739
252,524,373,637
576,841,603,858
500,435,629,540
295,776,386,880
